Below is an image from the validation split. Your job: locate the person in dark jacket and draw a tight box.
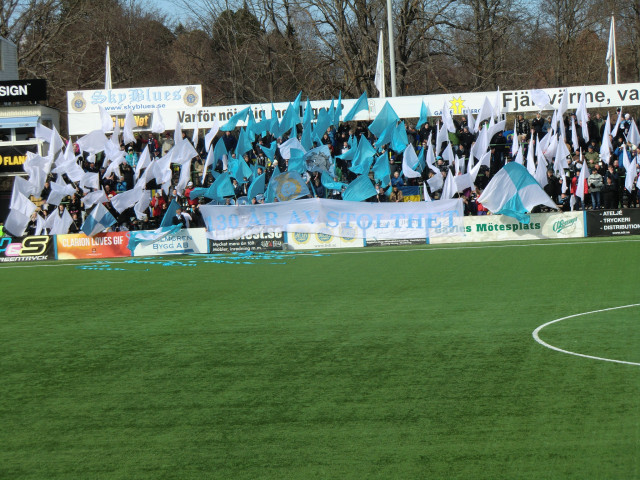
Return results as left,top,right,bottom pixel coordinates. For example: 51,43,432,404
602,176,618,209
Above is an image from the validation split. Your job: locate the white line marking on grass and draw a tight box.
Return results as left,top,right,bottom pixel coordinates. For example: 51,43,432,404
532,304,640,366
1,236,640,269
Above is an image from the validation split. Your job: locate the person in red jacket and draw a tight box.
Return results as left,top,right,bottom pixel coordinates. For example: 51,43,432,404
150,191,166,219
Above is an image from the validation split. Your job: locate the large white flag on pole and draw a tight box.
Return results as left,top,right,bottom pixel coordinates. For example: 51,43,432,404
606,15,618,85
105,42,112,90
374,29,386,98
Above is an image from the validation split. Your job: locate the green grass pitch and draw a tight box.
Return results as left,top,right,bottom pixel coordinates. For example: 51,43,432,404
1,237,639,479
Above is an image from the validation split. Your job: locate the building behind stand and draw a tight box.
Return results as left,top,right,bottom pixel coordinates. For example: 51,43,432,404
0,37,59,222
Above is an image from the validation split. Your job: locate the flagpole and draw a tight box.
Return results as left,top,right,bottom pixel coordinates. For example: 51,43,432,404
386,0,397,97
105,42,113,90
612,15,618,84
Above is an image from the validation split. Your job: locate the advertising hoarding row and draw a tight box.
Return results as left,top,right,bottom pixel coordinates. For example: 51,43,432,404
67,81,640,134
4,209,640,263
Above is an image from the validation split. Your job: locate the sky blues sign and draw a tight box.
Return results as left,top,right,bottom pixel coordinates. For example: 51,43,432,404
199,198,464,241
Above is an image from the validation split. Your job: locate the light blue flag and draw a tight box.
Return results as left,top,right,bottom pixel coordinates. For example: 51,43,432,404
348,134,357,149
247,173,266,200
343,91,369,122
372,154,391,187
390,121,409,153
271,162,281,178
334,91,343,126
416,101,429,130
288,149,307,174
374,122,395,149
301,125,313,150
260,141,277,160
342,174,377,202
349,136,377,174
303,98,314,125
278,103,298,137
337,144,356,161
81,202,116,237
189,187,208,199
212,137,228,164
256,110,270,136
270,171,310,202
321,170,347,191
229,157,253,183
235,128,253,157
220,106,251,131
292,91,303,123
313,108,332,140
160,199,180,227
270,104,280,135
477,162,557,224
328,99,335,126
247,109,260,137
205,172,235,201
368,101,399,137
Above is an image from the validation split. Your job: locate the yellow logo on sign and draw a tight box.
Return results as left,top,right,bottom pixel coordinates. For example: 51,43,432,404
449,96,465,115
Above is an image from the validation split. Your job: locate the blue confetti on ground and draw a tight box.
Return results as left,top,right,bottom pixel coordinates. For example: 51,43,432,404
75,250,326,272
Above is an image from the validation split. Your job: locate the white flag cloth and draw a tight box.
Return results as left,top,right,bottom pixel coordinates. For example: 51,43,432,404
575,152,588,202
600,116,612,165
176,159,192,195
202,147,215,183
441,142,454,163
606,16,615,85
47,179,76,206
99,106,113,133
423,182,431,202
530,89,551,109
492,87,501,120
553,139,570,175
511,120,519,157
435,123,449,151
401,144,422,178
174,120,182,145
80,172,100,191
123,110,136,145
534,148,548,188
625,159,638,192
612,111,622,138
83,189,108,208
76,130,108,154
526,139,536,176
487,119,506,141
278,138,306,159
475,97,494,132
441,101,456,133
466,108,475,133
558,88,569,117
134,145,151,182
110,187,144,214
46,208,73,235
35,214,46,235
575,87,589,143
441,170,456,199
4,210,31,236
627,118,640,147
514,147,524,165
374,29,385,98
192,120,199,146
151,108,166,134
478,162,557,223
134,190,151,220
454,173,473,192
427,171,444,191
570,116,580,152
204,118,220,151
470,151,490,184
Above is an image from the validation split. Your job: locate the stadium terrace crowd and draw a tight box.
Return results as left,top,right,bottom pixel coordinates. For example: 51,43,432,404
6,107,640,237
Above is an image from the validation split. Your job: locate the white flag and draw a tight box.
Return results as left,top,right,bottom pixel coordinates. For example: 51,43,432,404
105,42,112,90
575,150,588,202
374,29,385,98
606,16,616,85
150,108,166,134
123,110,136,145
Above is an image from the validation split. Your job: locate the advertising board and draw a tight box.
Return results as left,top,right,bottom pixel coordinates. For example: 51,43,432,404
56,232,130,259
132,228,207,256
0,235,55,262
209,231,284,253
585,209,640,236
429,212,585,244
285,232,365,250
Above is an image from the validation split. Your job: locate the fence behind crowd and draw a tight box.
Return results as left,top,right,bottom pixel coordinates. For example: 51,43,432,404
1,209,638,262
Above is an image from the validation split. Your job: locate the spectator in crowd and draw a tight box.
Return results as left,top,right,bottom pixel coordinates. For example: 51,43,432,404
588,166,604,209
